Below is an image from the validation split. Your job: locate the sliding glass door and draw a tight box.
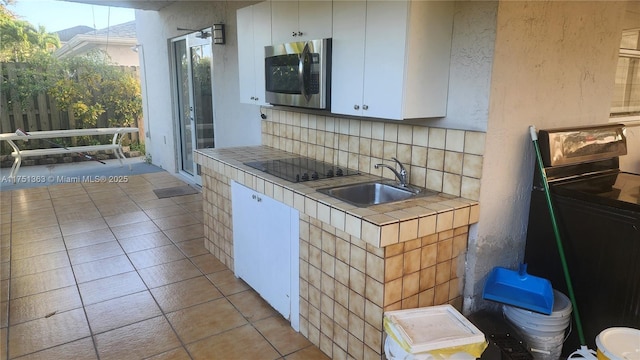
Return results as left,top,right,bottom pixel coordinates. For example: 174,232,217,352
172,29,214,184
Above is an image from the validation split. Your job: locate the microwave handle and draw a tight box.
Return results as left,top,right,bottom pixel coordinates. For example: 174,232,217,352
300,43,312,102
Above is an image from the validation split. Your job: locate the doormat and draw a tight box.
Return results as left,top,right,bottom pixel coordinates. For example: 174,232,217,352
153,185,199,199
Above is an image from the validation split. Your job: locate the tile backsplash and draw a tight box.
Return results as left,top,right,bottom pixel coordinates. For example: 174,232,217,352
261,109,485,200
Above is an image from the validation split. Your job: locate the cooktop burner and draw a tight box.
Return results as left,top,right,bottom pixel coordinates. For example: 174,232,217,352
244,157,360,183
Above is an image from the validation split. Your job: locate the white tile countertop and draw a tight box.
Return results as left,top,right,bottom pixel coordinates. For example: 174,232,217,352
195,146,479,248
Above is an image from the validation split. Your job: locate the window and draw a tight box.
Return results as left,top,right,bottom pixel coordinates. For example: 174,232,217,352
610,29,640,121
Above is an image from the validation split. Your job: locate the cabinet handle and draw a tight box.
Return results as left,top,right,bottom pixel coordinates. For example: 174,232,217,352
257,196,262,202
250,96,255,100
255,97,259,101
354,105,360,110
298,31,303,36
292,31,297,37
363,105,369,110
252,194,257,200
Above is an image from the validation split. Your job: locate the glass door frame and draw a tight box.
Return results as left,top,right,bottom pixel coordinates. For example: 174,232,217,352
170,29,215,185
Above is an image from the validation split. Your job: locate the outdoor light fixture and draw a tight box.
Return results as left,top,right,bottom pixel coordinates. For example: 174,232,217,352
212,24,225,45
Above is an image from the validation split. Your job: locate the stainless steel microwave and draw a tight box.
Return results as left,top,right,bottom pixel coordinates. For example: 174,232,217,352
265,39,331,110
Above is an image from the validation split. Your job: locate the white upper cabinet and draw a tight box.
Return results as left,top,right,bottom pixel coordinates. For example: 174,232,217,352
331,1,454,120
271,0,332,44
237,1,272,106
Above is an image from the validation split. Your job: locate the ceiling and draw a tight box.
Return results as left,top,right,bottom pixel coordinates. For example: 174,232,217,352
62,0,177,11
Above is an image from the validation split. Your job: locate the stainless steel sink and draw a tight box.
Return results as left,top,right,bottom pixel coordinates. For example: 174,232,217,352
318,181,436,207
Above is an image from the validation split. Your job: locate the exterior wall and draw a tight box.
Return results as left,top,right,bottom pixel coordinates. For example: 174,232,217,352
464,1,630,312
135,1,261,173
97,45,139,66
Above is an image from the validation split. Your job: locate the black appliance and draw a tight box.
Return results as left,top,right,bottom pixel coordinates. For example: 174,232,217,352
244,157,359,183
524,124,640,355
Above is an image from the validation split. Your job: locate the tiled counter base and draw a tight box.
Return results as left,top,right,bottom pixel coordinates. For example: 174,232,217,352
195,147,479,360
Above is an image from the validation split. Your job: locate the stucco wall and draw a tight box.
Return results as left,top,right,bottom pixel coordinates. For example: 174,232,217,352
135,1,262,173
464,1,629,312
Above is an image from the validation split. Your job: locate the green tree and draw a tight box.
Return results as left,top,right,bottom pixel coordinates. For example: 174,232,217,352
0,4,60,62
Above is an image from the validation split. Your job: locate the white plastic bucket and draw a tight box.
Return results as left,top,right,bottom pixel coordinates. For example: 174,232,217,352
503,290,573,360
595,327,640,360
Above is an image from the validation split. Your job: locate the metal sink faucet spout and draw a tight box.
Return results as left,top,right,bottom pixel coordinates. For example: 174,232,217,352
374,157,408,187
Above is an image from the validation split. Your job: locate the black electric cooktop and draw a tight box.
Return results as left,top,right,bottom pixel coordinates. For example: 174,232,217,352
244,157,360,183
552,172,640,213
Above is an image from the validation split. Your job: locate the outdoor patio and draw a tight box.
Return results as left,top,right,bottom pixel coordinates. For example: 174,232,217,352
0,164,329,359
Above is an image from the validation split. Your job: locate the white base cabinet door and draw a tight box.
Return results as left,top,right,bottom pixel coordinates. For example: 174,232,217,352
231,181,300,331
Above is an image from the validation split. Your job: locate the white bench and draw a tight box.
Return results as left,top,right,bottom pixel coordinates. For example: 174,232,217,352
0,127,139,179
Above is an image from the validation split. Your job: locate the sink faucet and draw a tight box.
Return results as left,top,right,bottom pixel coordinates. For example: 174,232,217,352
374,157,408,187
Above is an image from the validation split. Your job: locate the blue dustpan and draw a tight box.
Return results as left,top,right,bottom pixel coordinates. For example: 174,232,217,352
482,263,554,315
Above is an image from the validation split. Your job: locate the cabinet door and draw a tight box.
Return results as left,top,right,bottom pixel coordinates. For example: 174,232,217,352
231,181,298,322
330,0,366,117
271,0,298,44
252,1,272,106
298,1,332,41
237,5,256,105
362,0,409,120
237,2,271,106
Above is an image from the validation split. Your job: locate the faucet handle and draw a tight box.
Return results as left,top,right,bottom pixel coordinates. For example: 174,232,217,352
391,157,406,174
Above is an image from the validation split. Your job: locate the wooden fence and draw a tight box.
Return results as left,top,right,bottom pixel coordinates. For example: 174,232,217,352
0,63,142,144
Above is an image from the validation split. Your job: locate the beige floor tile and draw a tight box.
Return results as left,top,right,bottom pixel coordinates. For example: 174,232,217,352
171,193,201,204
0,301,6,328
13,337,97,360
117,231,171,253
97,201,141,217
227,289,278,323
103,210,150,227
127,244,185,269
163,223,204,243
206,269,250,296
175,238,208,258
1,279,8,303
85,291,161,334
144,347,191,360
0,262,7,281
284,345,331,360
189,253,228,275
67,241,125,265
78,271,147,306
72,255,134,283
8,308,90,359
137,258,201,288
59,217,108,237
133,198,177,210
11,237,65,261
10,212,59,231
10,266,76,299
150,276,222,313
50,194,92,208
11,190,50,203
11,225,62,245
110,220,160,240
94,316,181,360
1,327,6,360
254,315,313,356
89,189,128,202
178,200,203,213
9,286,82,326
10,251,69,278
152,214,200,231
187,324,280,360
63,228,116,250
55,207,103,225
167,298,247,344
10,199,53,213
143,205,188,220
